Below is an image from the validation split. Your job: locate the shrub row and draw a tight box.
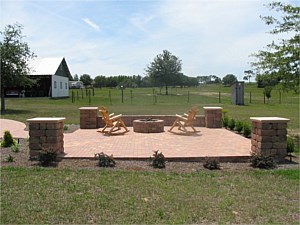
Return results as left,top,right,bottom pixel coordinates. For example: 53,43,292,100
95,151,222,170
222,116,251,138
2,130,295,169
3,145,288,170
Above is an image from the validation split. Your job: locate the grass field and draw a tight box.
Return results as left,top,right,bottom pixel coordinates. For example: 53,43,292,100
1,167,299,224
1,84,299,224
1,84,299,132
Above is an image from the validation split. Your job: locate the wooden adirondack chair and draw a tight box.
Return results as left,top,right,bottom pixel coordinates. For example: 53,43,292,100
168,107,199,133
98,106,129,135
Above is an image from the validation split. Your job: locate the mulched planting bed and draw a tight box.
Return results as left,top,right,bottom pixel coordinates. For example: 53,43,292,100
1,139,298,172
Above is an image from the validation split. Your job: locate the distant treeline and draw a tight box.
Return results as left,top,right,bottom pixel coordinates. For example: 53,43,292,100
71,74,226,88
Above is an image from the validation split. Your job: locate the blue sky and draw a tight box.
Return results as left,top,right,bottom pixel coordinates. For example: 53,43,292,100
1,0,297,79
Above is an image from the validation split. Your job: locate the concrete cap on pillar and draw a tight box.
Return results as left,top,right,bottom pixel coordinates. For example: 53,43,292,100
250,117,290,123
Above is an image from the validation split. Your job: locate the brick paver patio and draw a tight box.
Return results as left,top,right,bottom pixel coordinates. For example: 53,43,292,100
64,127,251,160
0,119,29,139
0,119,251,161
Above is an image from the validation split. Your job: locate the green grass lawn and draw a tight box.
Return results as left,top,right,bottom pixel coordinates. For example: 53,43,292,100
1,84,299,132
1,167,299,224
1,84,299,224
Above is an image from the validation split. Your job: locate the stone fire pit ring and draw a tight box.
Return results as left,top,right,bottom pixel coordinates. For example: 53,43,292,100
133,119,164,133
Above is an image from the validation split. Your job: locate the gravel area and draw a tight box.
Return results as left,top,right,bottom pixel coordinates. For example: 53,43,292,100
1,139,298,172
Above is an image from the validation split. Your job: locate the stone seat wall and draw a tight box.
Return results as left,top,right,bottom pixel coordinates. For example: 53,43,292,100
97,115,206,128
80,106,223,129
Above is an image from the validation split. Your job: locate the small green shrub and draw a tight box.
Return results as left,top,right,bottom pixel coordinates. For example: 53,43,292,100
95,152,116,167
228,118,235,130
243,122,252,138
64,125,69,131
203,158,221,170
264,86,272,102
250,153,277,169
222,116,229,129
5,154,15,162
287,136,295,155
1,130,16,147
11,144,20,153
235,121,243,133
38,148,57,166
151,150,166,169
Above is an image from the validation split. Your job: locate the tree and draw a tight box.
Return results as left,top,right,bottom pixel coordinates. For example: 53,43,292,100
256,73,280,88
80,74,93,86
179,74,198,87
197,76,211,84
222,74,237,86
197,75,221,84
73,74,79,81
264,86,272,103
146,50,182,95
141,76,152,87
243,70,254,83
0,23,35,112
210,75,222,84
251,2,300,93
106,77,118,88
94,75,107,88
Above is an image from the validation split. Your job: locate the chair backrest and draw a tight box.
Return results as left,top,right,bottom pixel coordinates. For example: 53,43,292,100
99,106,113,126
186,107,198,123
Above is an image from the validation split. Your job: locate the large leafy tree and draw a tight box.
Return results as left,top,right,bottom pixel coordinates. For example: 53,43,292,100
80,74,93,86
0,23,35,112
251,2,300,93
222,74,238,86
94,75,107,88
146,50,182,95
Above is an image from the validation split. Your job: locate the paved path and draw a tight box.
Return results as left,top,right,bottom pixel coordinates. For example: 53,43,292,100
0,119,251,160
0,119,29,138
64,127,251,160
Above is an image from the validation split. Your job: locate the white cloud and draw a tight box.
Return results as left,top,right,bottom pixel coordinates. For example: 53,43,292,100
129,14,155,33
148,0,276,77
2,0,290,79
82,18,101,32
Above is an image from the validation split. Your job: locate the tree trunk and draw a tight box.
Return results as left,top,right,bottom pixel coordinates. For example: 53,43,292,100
165,85,168,95
1,87,5,113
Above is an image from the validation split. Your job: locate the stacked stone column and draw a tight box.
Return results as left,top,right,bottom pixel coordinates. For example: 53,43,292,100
27,117,65,158
79,107,98,129
203,107,223,128
250,117,289,160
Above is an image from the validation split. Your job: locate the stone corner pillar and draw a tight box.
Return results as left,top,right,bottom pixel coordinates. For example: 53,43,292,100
27,117,65,159
79,107,98,129
250,117,290,161
203,107,223,128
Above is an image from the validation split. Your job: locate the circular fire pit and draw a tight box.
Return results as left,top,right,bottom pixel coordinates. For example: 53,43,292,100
133,118,164,133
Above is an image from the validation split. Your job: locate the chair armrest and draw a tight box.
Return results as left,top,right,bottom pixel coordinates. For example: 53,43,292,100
176,114,187,121
183,113,188,117
109,113,115,117
110,114,122,120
